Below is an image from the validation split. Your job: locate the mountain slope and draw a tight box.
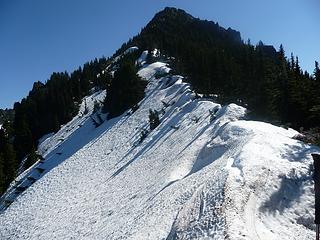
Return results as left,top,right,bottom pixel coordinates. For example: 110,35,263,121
0,50,318,239
119,7,320,130
1,6,319,206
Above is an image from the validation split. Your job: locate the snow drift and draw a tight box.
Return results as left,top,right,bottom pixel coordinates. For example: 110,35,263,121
0,51,319,240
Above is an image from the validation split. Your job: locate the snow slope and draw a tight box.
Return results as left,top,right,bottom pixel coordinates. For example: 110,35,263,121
0,90,106,211
0,55,319,239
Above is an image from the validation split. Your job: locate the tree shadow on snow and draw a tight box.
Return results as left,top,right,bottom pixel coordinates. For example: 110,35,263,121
110,95,199,180
259,140,319,215
259,172,312,215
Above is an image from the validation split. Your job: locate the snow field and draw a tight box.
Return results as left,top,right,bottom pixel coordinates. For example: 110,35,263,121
0,50,319,239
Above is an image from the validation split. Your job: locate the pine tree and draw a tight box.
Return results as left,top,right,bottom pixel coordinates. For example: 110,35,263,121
25,147,39,169
146,49,153,64
2,141,17,188
295,56,301,75
314,61,320,82
0,154,5,194
103,60,147,118
268,44,289,121
149,109,160,130
13,114,33,161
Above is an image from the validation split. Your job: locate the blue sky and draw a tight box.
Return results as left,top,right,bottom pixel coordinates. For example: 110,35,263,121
0,0,319,109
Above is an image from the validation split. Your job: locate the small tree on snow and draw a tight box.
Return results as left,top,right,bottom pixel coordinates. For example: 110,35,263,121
149,109,160,130
139,129,149,143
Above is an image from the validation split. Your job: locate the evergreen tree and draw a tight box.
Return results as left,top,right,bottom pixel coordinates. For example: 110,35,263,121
146,49,154,64
149,109,160,130
2,142,17,186
25,147,39,169
0,129,17,190
0,46,112,195
314,61,320,82
0,154,5,194
103,60,147,118
267,45,289,121
2,6,320,195
13,112,33,161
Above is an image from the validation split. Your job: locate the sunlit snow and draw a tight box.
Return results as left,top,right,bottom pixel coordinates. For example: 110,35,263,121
0,51,319,240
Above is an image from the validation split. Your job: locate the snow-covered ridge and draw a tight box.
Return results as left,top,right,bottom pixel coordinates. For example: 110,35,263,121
0,50,319,240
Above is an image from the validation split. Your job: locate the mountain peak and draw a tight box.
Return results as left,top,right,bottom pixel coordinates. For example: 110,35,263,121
148,7,195,26
137,7,242,48
157,7,194,19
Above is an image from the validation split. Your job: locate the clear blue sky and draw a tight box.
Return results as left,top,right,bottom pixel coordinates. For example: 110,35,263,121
1,0,319,109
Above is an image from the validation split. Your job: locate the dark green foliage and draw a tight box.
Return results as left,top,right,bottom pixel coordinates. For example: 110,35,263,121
314,61,320,82
103,58,147,118
11,57,110,161
139,129,149,143
24,148,40,170
118,7,320,130
145,49,154,64
98,71,112,91
293,128,320,147
0,128,17,195
1,6,320,196
149,109,160,130
93,100,101,113
0,154,5,194
0,109,14,125
0,56,110,195
154,71,168,79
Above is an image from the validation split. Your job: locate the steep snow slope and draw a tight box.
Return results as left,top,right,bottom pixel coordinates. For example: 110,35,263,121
0,55,319,240
0,91,106,211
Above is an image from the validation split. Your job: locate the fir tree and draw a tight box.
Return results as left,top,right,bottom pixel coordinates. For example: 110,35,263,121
103,60,147,118
0,154,5,194
25,147,39,169
314,61,320,82
149,109,160,130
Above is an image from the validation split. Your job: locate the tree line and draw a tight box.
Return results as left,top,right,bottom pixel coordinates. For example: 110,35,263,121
119,7,320,130
0,56,110,195
1,7,319,195
103,51,147,118
0,49,145,195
